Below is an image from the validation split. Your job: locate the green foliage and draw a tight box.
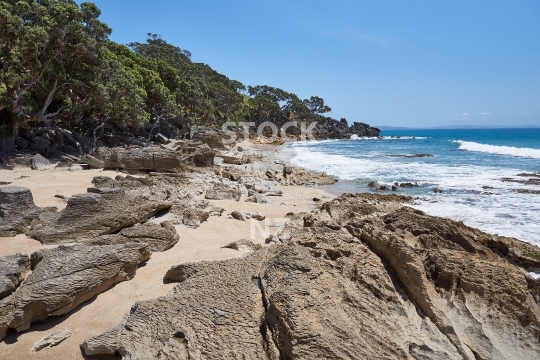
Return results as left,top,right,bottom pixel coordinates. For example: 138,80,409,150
0,5,336,138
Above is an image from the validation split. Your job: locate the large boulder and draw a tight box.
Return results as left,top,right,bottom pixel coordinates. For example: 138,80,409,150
0,254,30,299
205,182,242,201
82,193,540,360
96,146,182,172
82,253,270,359
192,128,234,150
28,188,171,244
0,243,150,340
0,186,57,237
30,154,53,170
83,221,179,252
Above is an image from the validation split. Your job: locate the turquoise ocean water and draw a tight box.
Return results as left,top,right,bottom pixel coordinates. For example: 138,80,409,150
286,128,540,245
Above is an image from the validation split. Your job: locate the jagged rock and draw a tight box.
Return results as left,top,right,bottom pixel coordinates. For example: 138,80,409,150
0,186,57,237
31,329,72,352
83,252,270,359
245,194,270,204
221,154,245,165
222,239,262,252
27,188,171,244
182,208,210,229
248,184,283,197
0,243,150,341
265,235,281,245
84,221,179,252
205,182,242,201
399,182,419,188
0,254,30,299
222,166,243,181
96,146,182,172
230,210,265,221
208,206,225,216
81,193,540,359
192,128,234,150
31,154,52,171
349,121,380,137
80,154,104,169
193,144,215,166
282,167,337,186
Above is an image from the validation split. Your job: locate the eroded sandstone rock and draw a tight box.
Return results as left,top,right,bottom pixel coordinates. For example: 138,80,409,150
84,221,179,252
0,254,30,299
96,146,182,172
205,182,242,201
0,243,150,340
31,329,72,352
0,186,57,237
222,239,262,252
28,188,171,244
82,193,540,359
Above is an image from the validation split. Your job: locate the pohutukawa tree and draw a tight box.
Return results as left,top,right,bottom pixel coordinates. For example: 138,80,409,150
0,0,111,136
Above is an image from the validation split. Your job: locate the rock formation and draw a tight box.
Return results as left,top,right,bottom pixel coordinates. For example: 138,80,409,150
83,221,179,252
31,329,72,352
205,182,242,201
0,243,150,341
0,254,30,299
82,193,540,359
96,146,183,172
0,186,57,237
28,188,171,244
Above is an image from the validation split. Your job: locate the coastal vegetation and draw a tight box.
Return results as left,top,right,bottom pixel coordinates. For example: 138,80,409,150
0,0,337,140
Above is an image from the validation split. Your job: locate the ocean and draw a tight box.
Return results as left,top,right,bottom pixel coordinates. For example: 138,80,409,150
286,128,540,246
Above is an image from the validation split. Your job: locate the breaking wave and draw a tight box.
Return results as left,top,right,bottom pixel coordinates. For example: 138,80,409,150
455,140,540,159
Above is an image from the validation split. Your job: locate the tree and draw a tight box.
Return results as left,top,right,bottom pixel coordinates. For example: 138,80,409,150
0,0,110,135
303,96,331,114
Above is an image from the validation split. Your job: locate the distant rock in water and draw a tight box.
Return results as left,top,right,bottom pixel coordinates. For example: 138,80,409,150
389,153,434,158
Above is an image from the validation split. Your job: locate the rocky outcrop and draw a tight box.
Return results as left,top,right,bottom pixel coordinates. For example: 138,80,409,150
27,188,171,244
0,254,30,299
0,186,57,237
83,193,540,359
349,121,381,137
82,253,270,359
312,119,380,139
96,146,183,172
0,243,150,341
192,128,234,150
205,182,242,201
83,221,179,252
30,154,53,170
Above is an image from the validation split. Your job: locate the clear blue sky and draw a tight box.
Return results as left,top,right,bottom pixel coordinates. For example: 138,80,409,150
88,0,540,127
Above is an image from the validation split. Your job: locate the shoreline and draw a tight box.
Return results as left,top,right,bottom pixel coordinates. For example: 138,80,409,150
2,139,540,359
0,141,335,359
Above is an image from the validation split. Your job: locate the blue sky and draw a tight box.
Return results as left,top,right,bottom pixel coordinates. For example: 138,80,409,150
89,0,540,127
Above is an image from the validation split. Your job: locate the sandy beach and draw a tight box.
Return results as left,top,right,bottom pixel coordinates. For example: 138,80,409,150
0,143,334,359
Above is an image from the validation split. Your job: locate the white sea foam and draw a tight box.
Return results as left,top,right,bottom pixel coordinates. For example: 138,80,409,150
350,135,428,140
455,140,540,159
289,145,540,245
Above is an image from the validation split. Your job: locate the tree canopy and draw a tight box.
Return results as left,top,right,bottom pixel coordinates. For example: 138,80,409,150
0,1,341,138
